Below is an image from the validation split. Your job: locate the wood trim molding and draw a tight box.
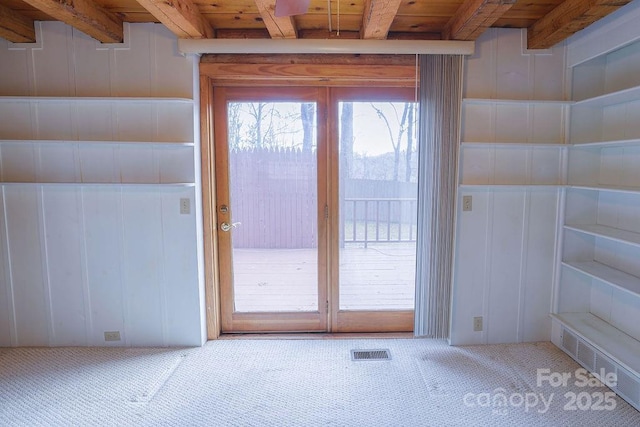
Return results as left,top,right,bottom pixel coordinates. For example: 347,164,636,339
200,75,221,340
199,54,418,87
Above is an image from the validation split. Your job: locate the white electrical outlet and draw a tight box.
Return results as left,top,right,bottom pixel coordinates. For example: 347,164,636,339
104,331,121,341
463,195,472,212
473,316,483,332
180,198,190,214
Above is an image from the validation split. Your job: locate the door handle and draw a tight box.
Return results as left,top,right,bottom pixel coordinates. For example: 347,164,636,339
220,222,241,232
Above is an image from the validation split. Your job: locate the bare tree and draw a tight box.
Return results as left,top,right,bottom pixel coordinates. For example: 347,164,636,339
300,103,315,152
341,102,354,178
247,103,266,148
405,104,415,182
228,102,243,149
371,103,410,182
339,102,354,247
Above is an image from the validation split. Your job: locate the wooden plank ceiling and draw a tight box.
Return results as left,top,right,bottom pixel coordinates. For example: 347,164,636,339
0,0,632,48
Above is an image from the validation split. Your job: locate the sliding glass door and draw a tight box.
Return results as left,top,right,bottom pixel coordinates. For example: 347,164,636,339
214,86,417,333
214,87,328,332
330,88,418,332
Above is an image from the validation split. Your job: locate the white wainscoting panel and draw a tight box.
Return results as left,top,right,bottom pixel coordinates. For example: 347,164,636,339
0,22,204,347
0,185,199,347
451,189,559,345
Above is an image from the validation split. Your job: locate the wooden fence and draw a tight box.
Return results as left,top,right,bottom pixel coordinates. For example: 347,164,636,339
230,147,318,249
229,147,416,249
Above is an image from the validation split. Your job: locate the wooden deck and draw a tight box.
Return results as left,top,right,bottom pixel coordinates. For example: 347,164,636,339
232,243,416,312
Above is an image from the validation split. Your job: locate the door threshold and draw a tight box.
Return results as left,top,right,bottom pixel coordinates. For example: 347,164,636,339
217,332,415,340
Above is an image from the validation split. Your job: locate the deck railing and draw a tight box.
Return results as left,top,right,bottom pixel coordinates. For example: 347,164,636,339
342,197,417,248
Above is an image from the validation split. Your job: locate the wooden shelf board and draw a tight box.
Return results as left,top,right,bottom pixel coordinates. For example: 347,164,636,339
459,184,562,190
565,224,640,248
0,182,195,187
0,139,194,146
571,138,640,148
573,85,640,108
0,96,193,103
461,142,567,148
463,98,573,106
569,184,640,195
552,312,640,377
562,260,640,297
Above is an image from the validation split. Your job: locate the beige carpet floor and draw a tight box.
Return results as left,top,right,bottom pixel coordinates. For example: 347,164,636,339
1,339,639,426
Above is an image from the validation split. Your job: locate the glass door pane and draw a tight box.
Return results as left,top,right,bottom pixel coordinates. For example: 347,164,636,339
227,101,318,312
338,101,418,311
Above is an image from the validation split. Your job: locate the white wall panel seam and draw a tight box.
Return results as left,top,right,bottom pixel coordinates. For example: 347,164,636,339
37,187,55,345
482,192,494,344
117,188,129,346
159,192,169,347
490,29,498,99
550,188,566,314
152,27,159,98
27,38,36,96
110,45,117,97
152,104,160,182
1,187,18,346
149,27,157,97
517,191,531,342
78,188,94,345
66,26,76,97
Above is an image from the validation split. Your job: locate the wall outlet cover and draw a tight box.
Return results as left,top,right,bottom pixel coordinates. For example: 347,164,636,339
104,331,121,341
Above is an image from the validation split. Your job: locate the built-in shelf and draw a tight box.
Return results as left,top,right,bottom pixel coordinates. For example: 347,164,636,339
463,98,573,105
552,312,640,377
0,182,195,187
0,139,194,146
572,138,640,148
461,142,567,148
568,184,640,195
0,96,193,104
459,184,562,190
565,224,640,248
563,260,640,298
573,84,640,108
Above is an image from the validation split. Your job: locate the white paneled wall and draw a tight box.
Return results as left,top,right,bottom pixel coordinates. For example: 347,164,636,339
452,189,559,344
0,22,204,347
0,22,194,98
464,29,567,100
451,29,567,345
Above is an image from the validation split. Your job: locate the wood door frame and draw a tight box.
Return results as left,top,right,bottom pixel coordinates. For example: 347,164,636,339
213,86,329,333
200,75,221,340
328,86,416,333
200,55,418,338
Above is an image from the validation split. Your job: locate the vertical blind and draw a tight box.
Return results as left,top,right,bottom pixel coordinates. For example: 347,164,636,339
414,54,464,338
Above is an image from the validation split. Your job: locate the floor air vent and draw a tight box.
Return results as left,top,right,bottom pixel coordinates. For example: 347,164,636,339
351,349,391,361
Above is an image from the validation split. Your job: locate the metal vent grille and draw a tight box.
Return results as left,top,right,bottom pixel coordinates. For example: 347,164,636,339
562,329,578,357
351,349,391,361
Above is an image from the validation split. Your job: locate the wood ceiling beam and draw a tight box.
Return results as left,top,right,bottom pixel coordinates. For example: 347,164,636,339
443,0,517,41
135,0,213,39
0,3,36,43
528,0,632,49
21,0,123,43
254,0,297,39
360,0,402,40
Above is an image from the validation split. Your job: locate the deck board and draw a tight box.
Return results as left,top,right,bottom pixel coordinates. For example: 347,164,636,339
232,243,416,312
